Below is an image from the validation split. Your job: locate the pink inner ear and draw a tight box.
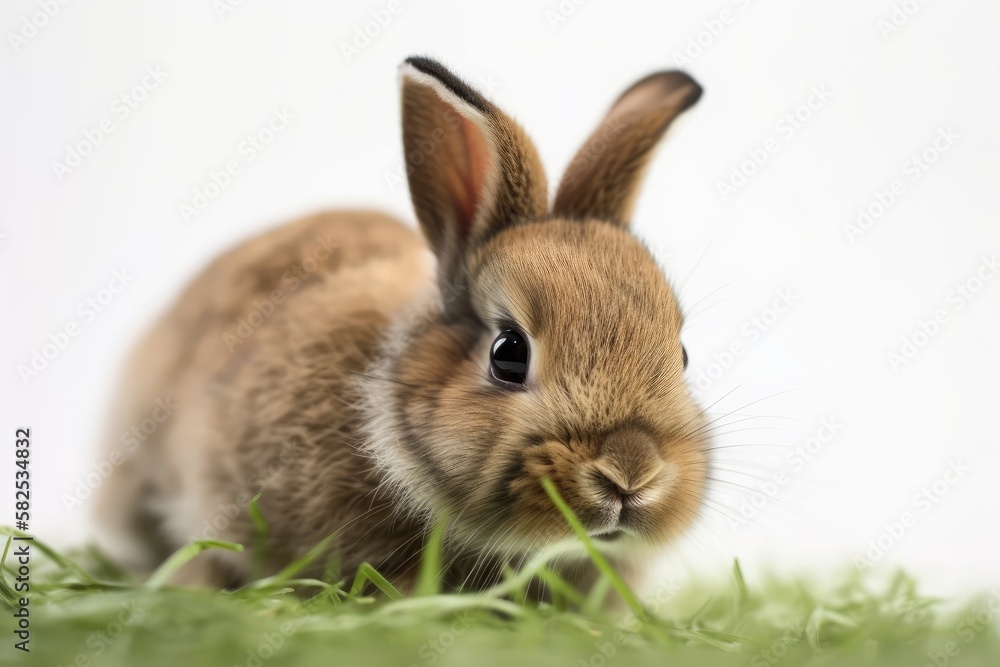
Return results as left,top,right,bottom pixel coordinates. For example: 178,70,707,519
452,114,492,236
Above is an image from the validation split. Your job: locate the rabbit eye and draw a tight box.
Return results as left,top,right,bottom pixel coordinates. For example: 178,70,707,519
490,330,529,385
682,345,689,369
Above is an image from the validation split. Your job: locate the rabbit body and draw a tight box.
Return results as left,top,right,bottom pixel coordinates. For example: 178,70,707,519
94,57,711,595
95,211,438,587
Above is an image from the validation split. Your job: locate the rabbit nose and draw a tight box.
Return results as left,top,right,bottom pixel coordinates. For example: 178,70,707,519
598,425,663,480
590,425,665,502
594,461,664,499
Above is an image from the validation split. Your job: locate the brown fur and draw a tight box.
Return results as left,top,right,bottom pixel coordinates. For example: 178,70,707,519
93,57,708,597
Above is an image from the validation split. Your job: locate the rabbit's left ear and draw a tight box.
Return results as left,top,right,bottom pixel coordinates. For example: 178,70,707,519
553,71,702,226
400,57,548,288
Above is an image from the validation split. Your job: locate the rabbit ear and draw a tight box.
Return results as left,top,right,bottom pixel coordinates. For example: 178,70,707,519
400,57,547,289
552,71,702,226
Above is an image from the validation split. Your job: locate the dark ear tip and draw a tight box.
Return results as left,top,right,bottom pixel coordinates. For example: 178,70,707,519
400,56,490,114
662,70,703,108
402,55,440,72
663,70,703,101
618,70,703,111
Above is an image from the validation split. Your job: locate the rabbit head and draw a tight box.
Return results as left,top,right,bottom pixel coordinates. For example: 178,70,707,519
362,57,708,556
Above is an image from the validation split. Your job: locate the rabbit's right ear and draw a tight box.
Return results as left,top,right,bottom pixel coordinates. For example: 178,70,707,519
553,71,702,226
400,57,548,293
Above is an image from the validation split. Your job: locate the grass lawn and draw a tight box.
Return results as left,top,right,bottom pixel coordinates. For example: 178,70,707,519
3,489,998,667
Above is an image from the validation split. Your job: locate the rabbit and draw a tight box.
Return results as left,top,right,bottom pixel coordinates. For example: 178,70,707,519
92,56,710,596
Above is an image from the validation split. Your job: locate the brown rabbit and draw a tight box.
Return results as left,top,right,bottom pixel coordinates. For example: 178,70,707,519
93,56,709,595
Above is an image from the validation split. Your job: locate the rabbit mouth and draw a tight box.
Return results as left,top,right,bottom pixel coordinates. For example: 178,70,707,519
592,529,625,542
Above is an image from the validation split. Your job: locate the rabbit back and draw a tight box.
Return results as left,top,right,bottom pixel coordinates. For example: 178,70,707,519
93,209,433,585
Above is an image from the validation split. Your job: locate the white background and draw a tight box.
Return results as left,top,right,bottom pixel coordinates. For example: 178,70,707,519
1,0,998,597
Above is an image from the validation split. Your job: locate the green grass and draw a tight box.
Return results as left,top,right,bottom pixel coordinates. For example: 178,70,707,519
1,484,998,667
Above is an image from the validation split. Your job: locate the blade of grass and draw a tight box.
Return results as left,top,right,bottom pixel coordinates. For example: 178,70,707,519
413,516,447,597
732,559,750,611
584,572,613,615
144,540,244,589
43,581,135,592
673,628,745,652
0,526,99,584
248,493,268,580
247,533,337,590
540,477,646,619
503,564,530,605
536,566,587,608
484,542,569,600
371,593,527,620
348,562,403,600
806,607,857,649
82,544,131,582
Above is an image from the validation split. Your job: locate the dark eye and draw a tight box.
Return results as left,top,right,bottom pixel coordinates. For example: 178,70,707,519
490,330,529,385
682,345,689,369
